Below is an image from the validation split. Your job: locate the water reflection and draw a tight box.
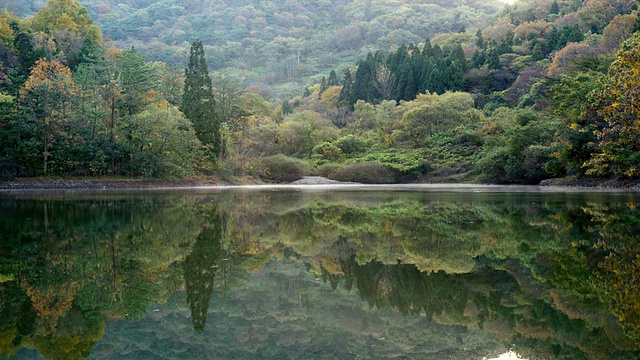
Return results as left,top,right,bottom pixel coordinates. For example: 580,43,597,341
0,189,639,359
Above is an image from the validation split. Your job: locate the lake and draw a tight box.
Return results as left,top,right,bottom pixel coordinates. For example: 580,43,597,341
0,185,639,359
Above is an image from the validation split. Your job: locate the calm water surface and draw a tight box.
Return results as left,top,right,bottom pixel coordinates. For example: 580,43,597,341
0,185,639,359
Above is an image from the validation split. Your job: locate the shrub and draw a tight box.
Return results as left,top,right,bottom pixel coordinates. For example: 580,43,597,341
259,154,308,182
328,162,396,184
335,135,367,155
312,142,343,161
317,162,342,177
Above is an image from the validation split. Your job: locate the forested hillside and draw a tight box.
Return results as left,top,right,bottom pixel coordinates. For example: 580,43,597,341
1,0,504,96
0,0,639,184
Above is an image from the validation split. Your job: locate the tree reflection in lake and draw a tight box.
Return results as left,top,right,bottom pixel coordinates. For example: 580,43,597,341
0,188,639,359
183,209,223,332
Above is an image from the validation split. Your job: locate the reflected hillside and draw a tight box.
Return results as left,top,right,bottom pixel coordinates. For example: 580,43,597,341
0,190,638,359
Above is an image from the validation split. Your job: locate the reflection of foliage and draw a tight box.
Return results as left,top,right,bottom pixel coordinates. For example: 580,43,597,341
352,259,469,319
1,191,639,359
589,202,640,343
184,209,224,332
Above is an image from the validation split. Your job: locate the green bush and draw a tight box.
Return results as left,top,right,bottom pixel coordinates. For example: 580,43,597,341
312,142,343,161
335,135,367,155
328,162,396,184
317,162,342,177
260,154,308,182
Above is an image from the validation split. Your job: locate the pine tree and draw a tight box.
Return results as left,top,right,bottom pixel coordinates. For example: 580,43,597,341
445,61,464,91
282,99,293,115
318,76,327,99
471,49,486,68
13,32,36,74
550,0,559,15
531,42,544,61
77,36,104,66
338,69,353,108
118,47,153,116
181,40,220,160
422,38,432,55
476,29,484,49
448,44,467,72
403,69,418,101
486,43,501,70
327,70,338,86
546,27,559,52
352,56,374,103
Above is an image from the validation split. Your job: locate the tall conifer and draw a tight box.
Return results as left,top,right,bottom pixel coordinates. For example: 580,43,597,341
339,69,353,108
181,40,220,160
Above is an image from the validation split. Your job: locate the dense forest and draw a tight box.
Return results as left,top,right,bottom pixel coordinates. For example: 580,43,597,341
0,0,639,184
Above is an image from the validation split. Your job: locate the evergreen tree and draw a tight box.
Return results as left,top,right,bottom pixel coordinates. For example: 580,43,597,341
422,38,432,55
448,44,467,72
471,49,486,68
546,27,559,52
352,55,375,104
282,99,293,115
13,32,36,74
327,70,338,86
486,44,501,70
532,42,544,61
77,36,104,66
418,57,433,93
118,47,153,116
427,65,443,94
318,76,327,99
566,24,584,43
476,29,485,49
338,68,353,108
181,39,220,160
445,61,465,91
550,0,559,15
403,69,418,101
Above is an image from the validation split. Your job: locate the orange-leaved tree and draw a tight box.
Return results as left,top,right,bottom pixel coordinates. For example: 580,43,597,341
586,32,640,178
19,59,77,174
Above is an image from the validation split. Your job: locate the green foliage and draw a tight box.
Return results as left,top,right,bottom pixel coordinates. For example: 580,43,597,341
585,32,640,178
400,92,476,147
316,162,342,177
548,71,607,176
1,190,640,357
312,142,343,162
259,154,308,183
334,135,368,156
62,0,502,97
278,111,339,158
181,39,220,161
328,161,395,183
477,108,560,183
116,104,203,177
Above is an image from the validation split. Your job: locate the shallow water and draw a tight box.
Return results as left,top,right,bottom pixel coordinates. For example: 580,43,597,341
1,186,639,359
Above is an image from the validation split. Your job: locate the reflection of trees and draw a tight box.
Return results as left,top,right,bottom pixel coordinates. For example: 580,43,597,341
349,258,469,318
588,203,640,343
183,209,224,332
0,196,204,358
1,192,639,358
